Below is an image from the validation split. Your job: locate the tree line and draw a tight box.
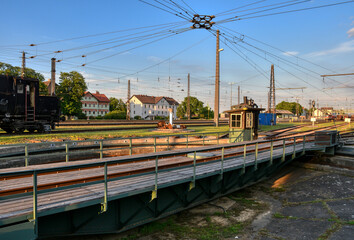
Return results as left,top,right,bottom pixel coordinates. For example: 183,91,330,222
1,61,305,119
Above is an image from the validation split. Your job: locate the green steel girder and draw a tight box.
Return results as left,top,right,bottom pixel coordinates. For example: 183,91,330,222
0,147,318,240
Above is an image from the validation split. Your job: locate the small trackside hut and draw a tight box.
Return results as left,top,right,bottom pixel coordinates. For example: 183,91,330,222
226,96,264,142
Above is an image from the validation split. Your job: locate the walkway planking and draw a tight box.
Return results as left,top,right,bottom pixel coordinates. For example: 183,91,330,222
0,140,316,225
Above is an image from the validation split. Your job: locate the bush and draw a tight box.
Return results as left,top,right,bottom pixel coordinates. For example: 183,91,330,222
77,112,87,119
96,115,103,119
104,110,126,119
134,115,142,120
155,116,168,120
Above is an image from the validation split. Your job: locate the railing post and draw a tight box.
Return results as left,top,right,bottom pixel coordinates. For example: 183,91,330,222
270,140,273,165
186,135,189,148
292,137,296,159
202,133,205,146
220,147,224,177
243,144,246,174
129,138,132,155
100,140,103,159
190,151,196,190
101,162,108,212
254,142,258,170
282,139,286,162
302,135,306,155
25,143,29,167
251,128,253,141
32,171,38,236
65,143,69,162
151,156,158,201
154,137,157,153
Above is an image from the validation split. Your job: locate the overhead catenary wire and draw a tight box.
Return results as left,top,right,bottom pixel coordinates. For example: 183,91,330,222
215,0,354,24
217,26,347,96
217,25,354,83
138,0,190,20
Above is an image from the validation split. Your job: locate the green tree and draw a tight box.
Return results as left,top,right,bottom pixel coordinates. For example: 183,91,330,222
177,96,212,118
276,101,303,115
57,71,87,117
0,61,48,95
109,97,127,112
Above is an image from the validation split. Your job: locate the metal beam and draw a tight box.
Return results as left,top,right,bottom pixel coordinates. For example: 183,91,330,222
321,73,354,77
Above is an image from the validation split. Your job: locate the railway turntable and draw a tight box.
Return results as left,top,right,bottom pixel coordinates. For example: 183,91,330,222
0,130,340,239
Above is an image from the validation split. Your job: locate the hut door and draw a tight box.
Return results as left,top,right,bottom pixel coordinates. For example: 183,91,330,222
246,112,253,128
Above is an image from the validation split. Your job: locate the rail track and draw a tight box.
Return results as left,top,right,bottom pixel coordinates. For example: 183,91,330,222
0,135,313,197
0,120,228,136
0,124,348,168
57,119,229,126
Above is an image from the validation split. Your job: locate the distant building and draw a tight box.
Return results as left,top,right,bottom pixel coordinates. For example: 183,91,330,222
128,95,179,120
313,109,325,118
43,79,58,94
275,109,295,119
81,91,110,117
320,107,334,115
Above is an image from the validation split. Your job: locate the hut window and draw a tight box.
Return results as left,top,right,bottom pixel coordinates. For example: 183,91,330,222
231,114,242,128
246,112,253,128
17,84,24,94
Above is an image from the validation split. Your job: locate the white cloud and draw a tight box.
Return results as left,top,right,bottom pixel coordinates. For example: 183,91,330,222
348,28,354,38
147,56,162,62
282,51,299,56
306,40,354,57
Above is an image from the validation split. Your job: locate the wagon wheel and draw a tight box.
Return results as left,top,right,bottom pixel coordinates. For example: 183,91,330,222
27,128,35,133
14,127,25,134
2,127,13,134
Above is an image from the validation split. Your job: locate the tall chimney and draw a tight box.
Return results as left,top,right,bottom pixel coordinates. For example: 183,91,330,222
243,96,248,104
51,58,56,96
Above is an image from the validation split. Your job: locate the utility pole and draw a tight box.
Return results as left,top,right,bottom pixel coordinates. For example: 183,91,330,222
238,85,240,105
214,29,220,127
50,58,56,96
309,100,312,117
21,51,26,79
229,82,235,108
127,80,131,120
187,73,190,120
269,64,275,114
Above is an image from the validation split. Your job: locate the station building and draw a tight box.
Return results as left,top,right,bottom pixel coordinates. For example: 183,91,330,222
128,95,179,120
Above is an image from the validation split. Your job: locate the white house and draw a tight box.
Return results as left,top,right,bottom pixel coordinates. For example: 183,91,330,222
81,91,110,117
128,95,179,119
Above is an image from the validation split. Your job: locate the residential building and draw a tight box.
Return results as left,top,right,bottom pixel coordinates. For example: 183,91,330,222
128,95,179,119
43,79,58,95
81,91,110,117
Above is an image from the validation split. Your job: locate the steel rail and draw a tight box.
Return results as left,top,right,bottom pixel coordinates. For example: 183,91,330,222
0,135,313,197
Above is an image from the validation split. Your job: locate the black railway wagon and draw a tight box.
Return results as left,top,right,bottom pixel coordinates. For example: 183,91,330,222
0,75,60,133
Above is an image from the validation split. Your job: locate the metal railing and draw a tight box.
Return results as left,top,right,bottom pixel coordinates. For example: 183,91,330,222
0,131,235,167
0,134,318,237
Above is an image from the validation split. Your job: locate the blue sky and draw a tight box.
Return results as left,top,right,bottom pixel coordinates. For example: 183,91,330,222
1,0,353,112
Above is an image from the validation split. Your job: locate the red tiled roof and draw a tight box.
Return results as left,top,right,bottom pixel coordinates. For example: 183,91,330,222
43,80,50,86
132,95,179,105
92,93,110,103
163,96,179,105
134,95,156,104
83,91,110,103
